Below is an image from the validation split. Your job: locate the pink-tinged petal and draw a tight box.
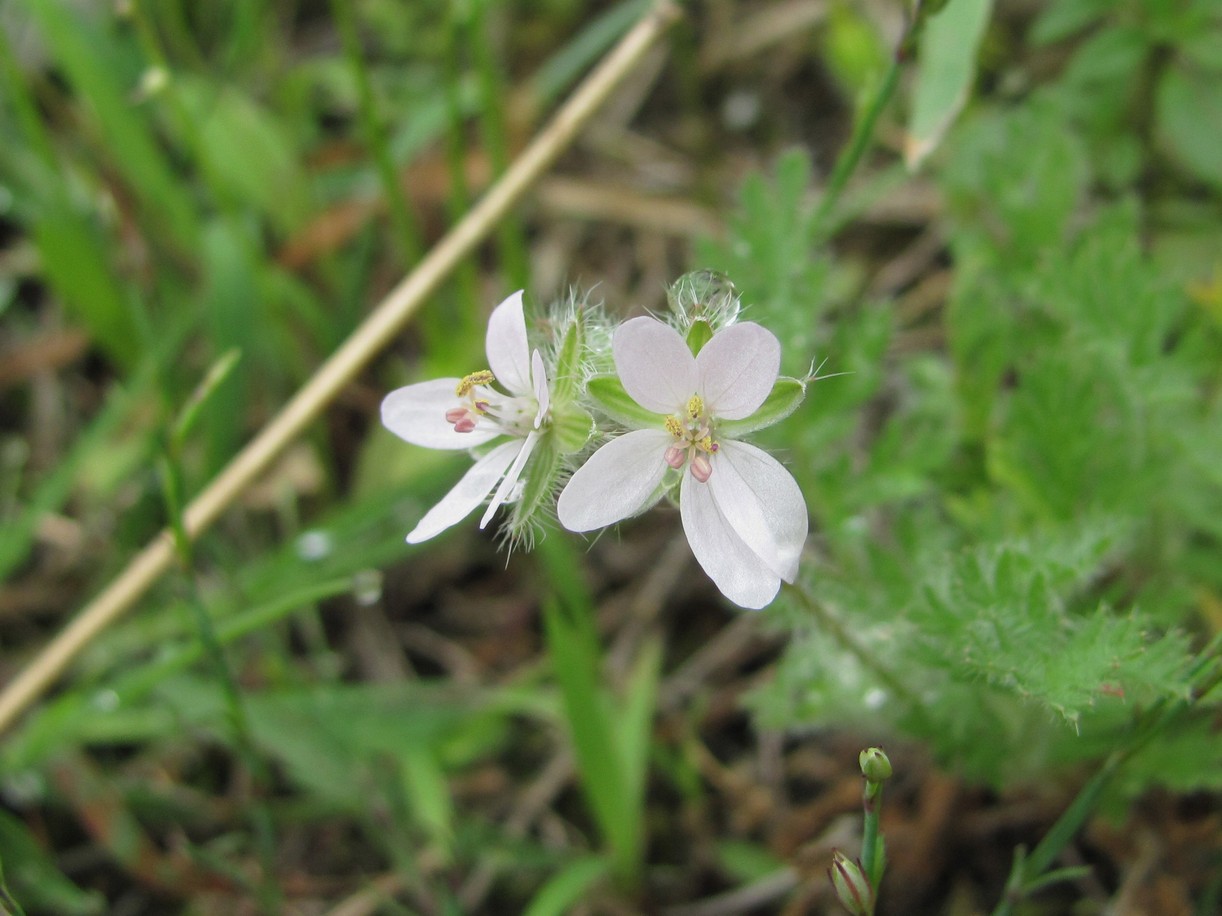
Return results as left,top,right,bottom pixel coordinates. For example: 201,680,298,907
696,322,780,419
680,471,781,609
531,348,550,428
485,290,533,395
382,379,502,449
557,429,673,531
406,441,521,543
708,441,807,581
480,430,539,528
613,317,698,414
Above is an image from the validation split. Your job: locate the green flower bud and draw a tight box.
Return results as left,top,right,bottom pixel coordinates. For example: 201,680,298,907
828,850,874,916
666,269,741,335
859,747,893,783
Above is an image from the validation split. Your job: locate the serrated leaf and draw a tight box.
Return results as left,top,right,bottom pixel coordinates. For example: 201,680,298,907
905,0,994,169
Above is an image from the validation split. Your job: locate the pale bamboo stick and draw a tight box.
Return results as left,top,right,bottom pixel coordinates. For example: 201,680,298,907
0,1,680,736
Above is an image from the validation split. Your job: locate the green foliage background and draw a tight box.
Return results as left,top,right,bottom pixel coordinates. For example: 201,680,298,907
0,0,1220,911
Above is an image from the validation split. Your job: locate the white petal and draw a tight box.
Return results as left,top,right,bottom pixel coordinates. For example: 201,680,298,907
613,317,698,415
708,441,807,581
680,470,781,609
557,429,673,531
697,322,780,420
480,430,539,528
382,379,502,450
531,349,550,428
485,290,533,395
406,441,521,543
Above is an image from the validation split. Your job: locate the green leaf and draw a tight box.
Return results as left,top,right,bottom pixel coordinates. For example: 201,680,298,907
177,79,308,232
586,374,661,428
1029,0,1113,45
25,0,198,248
541,599,634,876
522,856,609,916
617,637,661,828
537,538,643,884
719,377,806,438
905,0,994,169
30,209,144,368
0,810,101,915
1156,61,1222,190
400,748,455,857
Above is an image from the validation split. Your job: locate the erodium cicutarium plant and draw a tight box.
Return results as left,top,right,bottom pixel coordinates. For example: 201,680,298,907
382,273,811,608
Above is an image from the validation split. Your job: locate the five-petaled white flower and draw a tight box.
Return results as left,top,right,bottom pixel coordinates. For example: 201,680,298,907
381,291,550,543
557,317,807,609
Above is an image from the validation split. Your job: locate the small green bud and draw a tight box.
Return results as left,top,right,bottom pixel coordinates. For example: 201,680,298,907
666,269,741,333
828,850,874,916
859,747,893,783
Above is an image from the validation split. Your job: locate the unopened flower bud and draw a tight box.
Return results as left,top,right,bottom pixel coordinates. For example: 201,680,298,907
859,747,893,783
667,269,742,336
828,850,874,916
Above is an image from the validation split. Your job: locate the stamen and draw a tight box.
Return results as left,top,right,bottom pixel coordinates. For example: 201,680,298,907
445,407,468,424
455,369,495,397
686,394,704,420
697,435,716,453
690,453,713,482
664,415,685,439
453,416,477,433
665,445,687,469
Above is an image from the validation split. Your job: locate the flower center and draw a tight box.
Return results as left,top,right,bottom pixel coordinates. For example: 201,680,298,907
663,394,719,482
446,370,540,435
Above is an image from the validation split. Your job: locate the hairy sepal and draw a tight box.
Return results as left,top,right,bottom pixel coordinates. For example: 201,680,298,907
554,406,595,454
586,374,663,428
718,377,806,437
551,313,585,404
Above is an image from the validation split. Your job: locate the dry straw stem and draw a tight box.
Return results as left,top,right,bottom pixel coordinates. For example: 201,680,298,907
0,1,681,737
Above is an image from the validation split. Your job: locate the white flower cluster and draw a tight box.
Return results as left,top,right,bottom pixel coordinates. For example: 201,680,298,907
381,273,810,609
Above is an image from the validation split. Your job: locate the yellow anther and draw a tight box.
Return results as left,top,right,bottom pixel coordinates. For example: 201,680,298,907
686,394,704,420
664,415,685,438
455,369,495,396
697,435,716,453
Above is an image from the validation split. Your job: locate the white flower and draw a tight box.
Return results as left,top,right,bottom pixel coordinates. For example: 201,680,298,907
557,316,808,609
381,291,551,543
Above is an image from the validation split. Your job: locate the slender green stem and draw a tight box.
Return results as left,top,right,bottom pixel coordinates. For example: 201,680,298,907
784,582,936,736
991,636,1222,916
159,449,281,913
860,792,882,896
811,31,907,241
330,0,422,264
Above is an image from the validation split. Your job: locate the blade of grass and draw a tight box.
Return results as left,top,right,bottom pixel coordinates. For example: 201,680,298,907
538,537,647,886
0,0,682,738
522,856,610,916
470,0,531,290
330,0,422,264
25,0,199,251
